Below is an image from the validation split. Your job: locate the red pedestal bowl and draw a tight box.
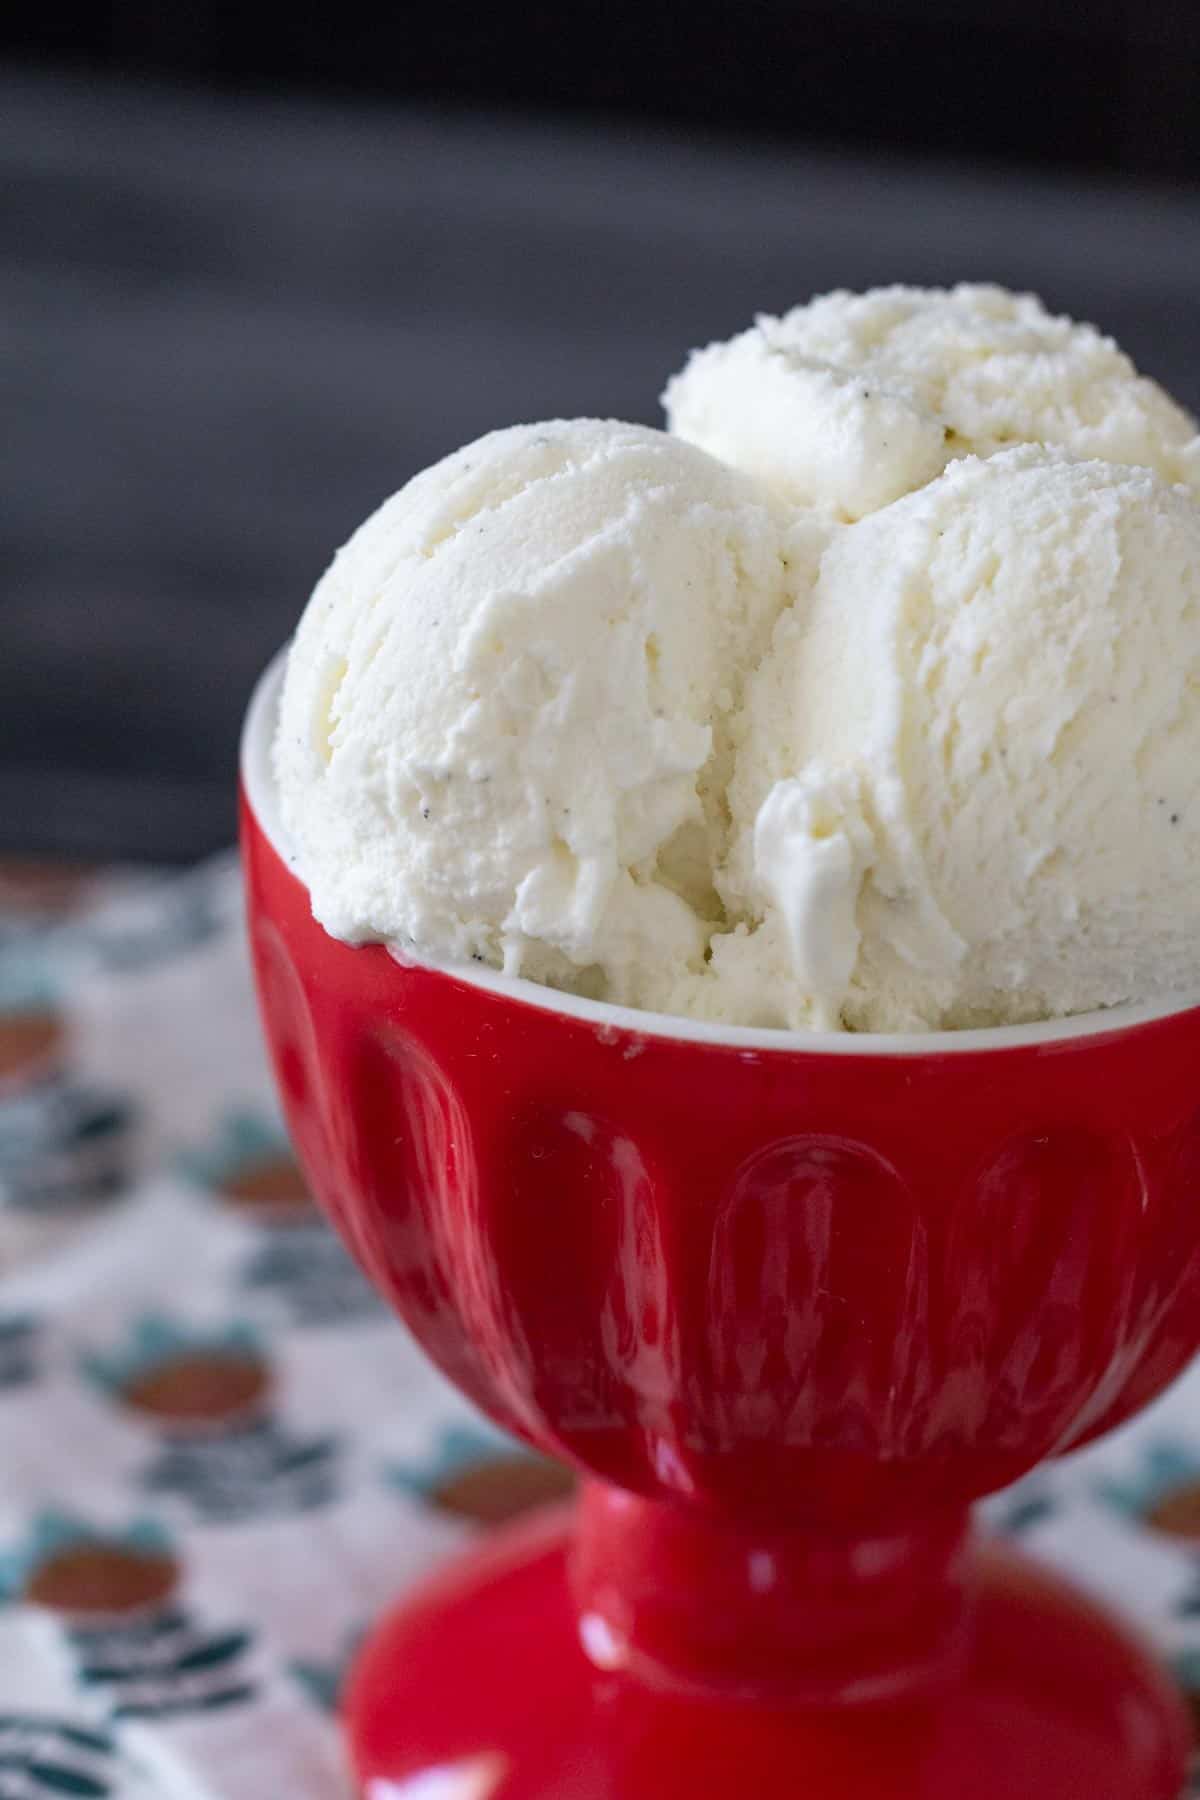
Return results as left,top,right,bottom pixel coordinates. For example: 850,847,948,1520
242,655,1200,1799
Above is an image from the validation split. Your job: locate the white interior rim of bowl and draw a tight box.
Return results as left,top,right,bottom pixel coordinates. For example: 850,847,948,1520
242,648,1200,1057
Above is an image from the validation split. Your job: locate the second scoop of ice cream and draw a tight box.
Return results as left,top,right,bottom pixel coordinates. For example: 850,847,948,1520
727,448,1200,1031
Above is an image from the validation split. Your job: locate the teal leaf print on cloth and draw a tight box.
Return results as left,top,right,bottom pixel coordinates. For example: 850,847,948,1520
384,1421,573,1525
289,1627,364,1715
991,1479,1060,1537
177,1112,292,1195
0,1084,135,1215
139,1422,341,1524
83,1316,342,1524
0,1317,39,1390
2,1514,257,1724
0,1514,174,1605
180,1111,384,1329
1094,1440,1200,1522
0,1716,121,1799
82,1316,262,1395
74,861,238,976
74,1612,256,1722
0,942,135,1217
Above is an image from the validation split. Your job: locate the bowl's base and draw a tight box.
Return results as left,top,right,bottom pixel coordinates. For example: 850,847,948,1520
345,1506,1190,1800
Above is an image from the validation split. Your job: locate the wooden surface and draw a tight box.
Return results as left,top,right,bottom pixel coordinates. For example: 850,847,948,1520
5,68,1200,859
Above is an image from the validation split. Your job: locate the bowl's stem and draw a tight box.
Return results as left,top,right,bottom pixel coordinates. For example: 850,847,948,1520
569,1479,974,1706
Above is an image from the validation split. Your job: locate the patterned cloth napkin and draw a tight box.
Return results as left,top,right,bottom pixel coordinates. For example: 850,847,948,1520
0,856,1197,1798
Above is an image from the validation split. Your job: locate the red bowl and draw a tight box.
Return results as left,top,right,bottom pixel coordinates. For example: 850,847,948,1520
241,653,1199,1800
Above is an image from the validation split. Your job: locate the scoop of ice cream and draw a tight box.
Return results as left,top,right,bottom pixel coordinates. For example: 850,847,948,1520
724,448,1200,1031
274,419,795,1010
663,284,1200,520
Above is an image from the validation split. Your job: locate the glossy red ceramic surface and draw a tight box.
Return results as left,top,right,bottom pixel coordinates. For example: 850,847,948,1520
345,1508,1188,1800
241,779,1200,1797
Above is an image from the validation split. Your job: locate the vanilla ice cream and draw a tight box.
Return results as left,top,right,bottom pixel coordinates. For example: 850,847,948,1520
663,284,1200,520
719,449,1200,1031
274,288,1200,1033
274,419,795,1012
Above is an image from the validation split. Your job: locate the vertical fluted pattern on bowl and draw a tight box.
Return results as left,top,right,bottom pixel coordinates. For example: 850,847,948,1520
244,803,1200,1530
485,1104,682,1489
685,1138,930,1518
1058,1105,1200,1448
937,1129,1145,1453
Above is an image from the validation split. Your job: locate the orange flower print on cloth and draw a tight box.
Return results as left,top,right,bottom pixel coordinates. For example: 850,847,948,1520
180,1112,382,1329
385,1422,574,1527
0,1514,256,1722
83,1318,341,1525
0,956,135,1218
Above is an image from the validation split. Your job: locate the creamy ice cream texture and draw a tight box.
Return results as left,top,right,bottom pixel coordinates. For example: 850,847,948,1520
663,283,1200,520
274,420,800,1011
276,286,1200,1032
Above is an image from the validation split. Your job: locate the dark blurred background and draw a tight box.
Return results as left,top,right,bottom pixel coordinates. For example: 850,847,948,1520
4,2,1200,860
